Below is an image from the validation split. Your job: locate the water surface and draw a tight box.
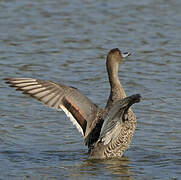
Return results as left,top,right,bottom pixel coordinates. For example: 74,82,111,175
0,0,181,179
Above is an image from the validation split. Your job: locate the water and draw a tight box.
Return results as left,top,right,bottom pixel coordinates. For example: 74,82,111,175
0,0,181,179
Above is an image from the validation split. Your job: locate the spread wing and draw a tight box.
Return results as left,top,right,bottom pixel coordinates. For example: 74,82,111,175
99,94,141,145
4,78,101,139
99,99,124,145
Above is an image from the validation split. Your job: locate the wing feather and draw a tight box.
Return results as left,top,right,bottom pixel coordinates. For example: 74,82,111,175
4,78,101,138
99,100,124,145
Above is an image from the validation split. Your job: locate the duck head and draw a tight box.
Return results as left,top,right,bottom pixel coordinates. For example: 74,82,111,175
106,48,131,66
106,48,131,89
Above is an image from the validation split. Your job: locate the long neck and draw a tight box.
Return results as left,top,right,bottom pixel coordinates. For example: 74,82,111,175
106,60,126,110
107,61,120,88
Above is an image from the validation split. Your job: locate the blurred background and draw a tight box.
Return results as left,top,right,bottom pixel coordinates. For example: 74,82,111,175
0,0,181,179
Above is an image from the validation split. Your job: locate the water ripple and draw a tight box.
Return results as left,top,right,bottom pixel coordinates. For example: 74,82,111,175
0,0,181,179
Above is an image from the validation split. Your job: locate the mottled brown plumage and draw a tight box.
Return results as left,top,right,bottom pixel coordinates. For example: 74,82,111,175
4,48,141,159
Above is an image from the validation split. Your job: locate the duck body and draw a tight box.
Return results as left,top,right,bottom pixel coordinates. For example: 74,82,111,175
90,113,136,159
89,94,140,159
4,48,141,159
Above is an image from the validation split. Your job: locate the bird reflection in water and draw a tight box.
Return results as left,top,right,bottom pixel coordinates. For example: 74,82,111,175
68,155,134,180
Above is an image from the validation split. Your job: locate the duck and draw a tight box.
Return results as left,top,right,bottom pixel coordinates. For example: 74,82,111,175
4,48,141,159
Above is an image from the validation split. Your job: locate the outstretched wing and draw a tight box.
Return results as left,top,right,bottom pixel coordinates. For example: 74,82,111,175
99,94,141,145
4,78,101,139
99,100,123,145
100,100,123,144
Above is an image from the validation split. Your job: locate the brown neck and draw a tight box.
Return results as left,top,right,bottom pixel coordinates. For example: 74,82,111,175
106,59,126,110
107,60,120,88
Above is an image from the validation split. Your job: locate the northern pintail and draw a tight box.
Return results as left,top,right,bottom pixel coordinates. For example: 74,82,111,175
4,48,141,159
